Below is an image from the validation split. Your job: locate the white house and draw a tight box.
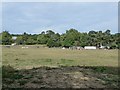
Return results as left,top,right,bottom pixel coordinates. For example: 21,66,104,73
84,46,96,50
12,36,17,40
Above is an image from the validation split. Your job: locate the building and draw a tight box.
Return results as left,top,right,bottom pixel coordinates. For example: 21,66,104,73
84,46,96,50
12,36,17,40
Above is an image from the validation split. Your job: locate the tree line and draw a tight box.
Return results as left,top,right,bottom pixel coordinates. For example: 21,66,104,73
0,28,120,49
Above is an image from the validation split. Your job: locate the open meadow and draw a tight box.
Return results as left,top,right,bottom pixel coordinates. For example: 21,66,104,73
2,45,119,88
2,1,119,89
2,45,118,69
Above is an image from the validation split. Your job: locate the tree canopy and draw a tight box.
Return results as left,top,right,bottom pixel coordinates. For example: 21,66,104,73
1,29,120,49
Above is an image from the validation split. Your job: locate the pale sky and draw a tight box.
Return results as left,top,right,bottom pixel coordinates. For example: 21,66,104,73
2,2,118,34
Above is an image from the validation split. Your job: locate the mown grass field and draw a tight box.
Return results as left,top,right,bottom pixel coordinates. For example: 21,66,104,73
2,45,118,69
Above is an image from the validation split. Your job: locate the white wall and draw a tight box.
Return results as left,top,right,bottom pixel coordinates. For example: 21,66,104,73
84,46,96,49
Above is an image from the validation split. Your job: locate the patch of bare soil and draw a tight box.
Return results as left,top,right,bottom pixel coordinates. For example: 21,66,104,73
2,66,119,89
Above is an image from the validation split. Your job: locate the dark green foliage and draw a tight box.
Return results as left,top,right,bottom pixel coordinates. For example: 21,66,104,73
47,39,54,47
16,36,24,45
62,29,80,47
92,67,106,73
2,31,12,45
37,34,48,44
1,29,120,49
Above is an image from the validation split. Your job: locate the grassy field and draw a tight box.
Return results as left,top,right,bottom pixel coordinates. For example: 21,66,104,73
2,45,118,69
2,45,119,88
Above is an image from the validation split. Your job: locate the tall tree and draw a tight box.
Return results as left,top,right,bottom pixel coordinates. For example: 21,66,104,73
62,29,80,47
22,32,29,44
2,31,12,45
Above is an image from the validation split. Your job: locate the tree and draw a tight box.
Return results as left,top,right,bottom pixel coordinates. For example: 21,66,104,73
110,42,117,49
16,36,23,45
2,31,12,45
62,29,80,47
46,30,55,38
1,29,119,49
79,33,88,47
96,31,104,47
37,34,48,44
103,30,111,46
22,32,29,44
73,41,80,46
105,29,111,35
47,39,54,48
26,37,37,45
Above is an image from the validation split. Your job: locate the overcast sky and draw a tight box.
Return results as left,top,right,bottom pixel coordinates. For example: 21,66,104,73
2,2,118,34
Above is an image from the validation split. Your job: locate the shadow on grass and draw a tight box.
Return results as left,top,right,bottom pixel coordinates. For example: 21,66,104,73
2,65,120,89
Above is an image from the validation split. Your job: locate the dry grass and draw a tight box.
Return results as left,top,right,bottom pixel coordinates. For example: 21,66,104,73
2,45,118,69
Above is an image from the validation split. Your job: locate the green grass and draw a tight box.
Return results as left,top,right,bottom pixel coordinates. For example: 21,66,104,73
2,45,118,69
